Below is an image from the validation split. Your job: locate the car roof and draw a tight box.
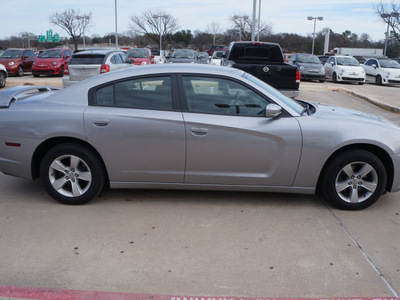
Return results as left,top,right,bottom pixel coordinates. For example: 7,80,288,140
73,49,124,56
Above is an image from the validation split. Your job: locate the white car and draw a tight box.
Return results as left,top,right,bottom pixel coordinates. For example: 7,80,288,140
363,58,400,85
63,50,133,88
0,64,7,88
151,49,167,64
209,51,226,66
324,55,365,85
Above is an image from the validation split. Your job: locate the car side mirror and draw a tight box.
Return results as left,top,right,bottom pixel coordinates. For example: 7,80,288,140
330,61,334,66
151,55,155,59
265,104,282,118
292,60,297,64
372,64,377,68
65,55,70,59
23,55,28,59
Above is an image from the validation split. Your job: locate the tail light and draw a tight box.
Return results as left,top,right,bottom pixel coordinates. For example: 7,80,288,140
63,65,69,75
100,64,110,74
296,70,301,83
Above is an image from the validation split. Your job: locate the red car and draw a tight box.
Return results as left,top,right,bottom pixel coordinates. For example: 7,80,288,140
0,48,36,76
206,45,228,56
126,48,155,65
32,48,73,77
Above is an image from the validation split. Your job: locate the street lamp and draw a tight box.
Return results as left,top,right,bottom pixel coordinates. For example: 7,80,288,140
115,0,118,49
307,16,323,55
76,15,90,49
381,12,399,56
153,15,168,51
233,15,249,41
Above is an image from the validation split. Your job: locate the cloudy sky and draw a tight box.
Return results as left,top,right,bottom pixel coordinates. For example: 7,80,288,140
0,0,391,42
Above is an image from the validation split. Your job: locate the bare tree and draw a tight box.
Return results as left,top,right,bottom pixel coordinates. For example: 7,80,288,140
375,1,400,42
229,14,272,41
129,9,179,47
207,21,222,45
50,8,92,50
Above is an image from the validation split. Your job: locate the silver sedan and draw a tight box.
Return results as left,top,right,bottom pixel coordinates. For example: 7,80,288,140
1,64,400,210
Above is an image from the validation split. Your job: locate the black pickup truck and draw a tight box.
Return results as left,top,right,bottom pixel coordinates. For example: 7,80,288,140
221,42,300,98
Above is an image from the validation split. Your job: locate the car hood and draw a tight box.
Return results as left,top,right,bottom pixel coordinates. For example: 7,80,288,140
381,67,400,75
35,58,64,63
0,58,20,65
297,62,323,69
335,65,364,72
311,101,397,128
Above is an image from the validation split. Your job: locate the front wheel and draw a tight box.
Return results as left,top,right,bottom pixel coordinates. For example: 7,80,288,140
0,72,6,88
320,149,387,210
17,66,24,77
40,143,105,205
332,73,338,83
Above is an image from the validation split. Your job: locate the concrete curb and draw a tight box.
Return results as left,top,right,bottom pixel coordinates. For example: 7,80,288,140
325,86,400,114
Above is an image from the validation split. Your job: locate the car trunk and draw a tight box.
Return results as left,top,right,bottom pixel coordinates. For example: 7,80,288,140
68,54,105,81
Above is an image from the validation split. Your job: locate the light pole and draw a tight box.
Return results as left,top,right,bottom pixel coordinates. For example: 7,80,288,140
257,0,262,41
76,15,90,49
251,0,257,41
153,15,168,51
381,12,399,56
307,16,323,55
233,15,248,41
115,0,118,49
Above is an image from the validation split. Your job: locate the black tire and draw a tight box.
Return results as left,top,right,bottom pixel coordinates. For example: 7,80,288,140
358,82,364,85
40,143,105,205
33,74,40,78
17,66,24,77
332,73,337,83
58,66,64,77
0,72,6,88
320,149,387,210
376,75,382,85
319,80,325,83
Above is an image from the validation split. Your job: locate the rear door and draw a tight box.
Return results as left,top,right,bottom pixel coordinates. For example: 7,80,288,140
178,75,302,186
84,75,186,184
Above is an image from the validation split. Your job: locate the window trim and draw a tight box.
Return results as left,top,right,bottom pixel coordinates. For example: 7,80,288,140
88,73,181,111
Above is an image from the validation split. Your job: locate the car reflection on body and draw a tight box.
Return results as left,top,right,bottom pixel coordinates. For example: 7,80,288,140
1,64,400,210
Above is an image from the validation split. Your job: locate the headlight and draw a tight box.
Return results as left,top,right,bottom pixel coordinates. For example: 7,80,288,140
142,62,147,65
321,67,325,72
299,66,305,71
9,62,14,66
52,62,57,66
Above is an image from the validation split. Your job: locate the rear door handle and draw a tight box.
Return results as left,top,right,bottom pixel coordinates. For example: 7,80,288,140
191,127,208,136
92,119,109,127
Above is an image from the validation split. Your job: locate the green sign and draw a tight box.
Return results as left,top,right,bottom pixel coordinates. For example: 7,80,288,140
38,35,45,42
54,34,59,43
46,29,53,42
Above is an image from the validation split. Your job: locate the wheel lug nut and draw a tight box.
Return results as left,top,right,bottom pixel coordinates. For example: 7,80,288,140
353,185,357,189
75,174,79,177
65,176,69,180
359,181,362,185
348,181,352,185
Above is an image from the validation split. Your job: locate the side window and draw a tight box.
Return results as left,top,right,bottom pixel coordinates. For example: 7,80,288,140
182,76,269,116
327,57,335,64
119,53,129,64
111,54,122,64
94,77,173,110
95,85,114,106
365,60,372,66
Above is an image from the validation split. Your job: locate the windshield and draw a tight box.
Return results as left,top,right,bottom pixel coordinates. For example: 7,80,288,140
0,49,22,58
127,49,148,58
337,57,360,66
242,73,304,115
379,59,400,69
151,49,160,56
296,54,321,64
198,53,208,59
212,51,225,58
39,50,63,58
172,50,195,59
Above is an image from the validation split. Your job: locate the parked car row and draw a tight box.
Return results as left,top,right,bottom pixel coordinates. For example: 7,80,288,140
288,52,400,86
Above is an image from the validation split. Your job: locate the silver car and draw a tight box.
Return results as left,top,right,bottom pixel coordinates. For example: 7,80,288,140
62,49,133,87
1,64,400,210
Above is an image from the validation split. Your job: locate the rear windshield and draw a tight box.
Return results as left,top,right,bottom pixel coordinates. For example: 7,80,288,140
127,49,148,58
69,54,105,65
229,44,283,62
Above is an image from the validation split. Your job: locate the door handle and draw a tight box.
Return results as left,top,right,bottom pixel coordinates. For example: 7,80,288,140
92,119,109,127
191,127,208,136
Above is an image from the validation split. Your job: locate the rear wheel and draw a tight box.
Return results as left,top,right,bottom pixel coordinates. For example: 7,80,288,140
40,143,105,205
58,66,64,77
321,149,386,210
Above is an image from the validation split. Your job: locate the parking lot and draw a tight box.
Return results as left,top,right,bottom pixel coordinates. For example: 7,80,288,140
0,76,400,299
